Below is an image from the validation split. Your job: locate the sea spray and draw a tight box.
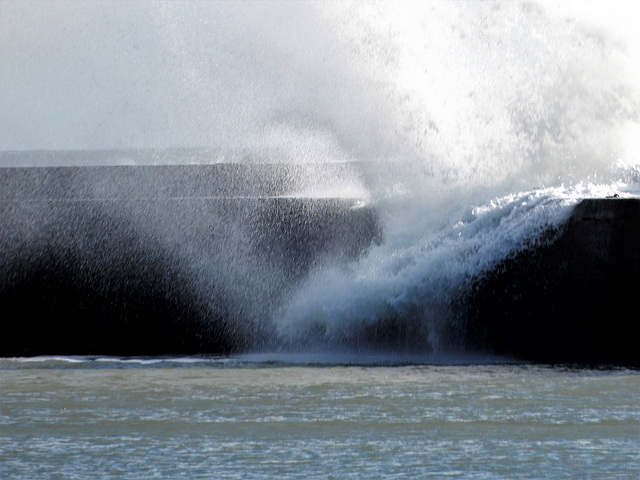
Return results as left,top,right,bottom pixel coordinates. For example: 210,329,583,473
268,1,640,352
1,1,639,354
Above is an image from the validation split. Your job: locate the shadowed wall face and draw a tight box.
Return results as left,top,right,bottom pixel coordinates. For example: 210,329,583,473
461,199,640,366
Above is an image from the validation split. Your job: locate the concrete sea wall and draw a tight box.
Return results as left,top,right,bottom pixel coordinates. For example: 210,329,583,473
1,164,637,364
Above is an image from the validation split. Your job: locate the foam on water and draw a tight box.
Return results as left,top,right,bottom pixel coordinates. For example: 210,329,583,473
1,1,639,353
1,352,511,369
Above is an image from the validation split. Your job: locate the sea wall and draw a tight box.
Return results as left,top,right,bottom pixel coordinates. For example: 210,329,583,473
1,164,638,364
462,198,639,366
0,165,381,356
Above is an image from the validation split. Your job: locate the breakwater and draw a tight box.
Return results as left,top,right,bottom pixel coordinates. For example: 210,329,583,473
0,164,638,365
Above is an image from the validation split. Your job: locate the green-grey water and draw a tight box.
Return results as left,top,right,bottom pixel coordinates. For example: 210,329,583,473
1,357,638,479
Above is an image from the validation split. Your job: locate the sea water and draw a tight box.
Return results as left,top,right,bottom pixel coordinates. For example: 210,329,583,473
1,357,638,479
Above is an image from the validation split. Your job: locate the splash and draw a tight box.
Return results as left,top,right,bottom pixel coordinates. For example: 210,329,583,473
1,1,638,354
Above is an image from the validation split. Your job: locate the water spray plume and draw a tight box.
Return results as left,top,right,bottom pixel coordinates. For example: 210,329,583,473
1,1,638,356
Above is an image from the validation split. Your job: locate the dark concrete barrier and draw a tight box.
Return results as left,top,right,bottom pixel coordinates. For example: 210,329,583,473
0,165,381,356
462,198,640,366
2,164,637,364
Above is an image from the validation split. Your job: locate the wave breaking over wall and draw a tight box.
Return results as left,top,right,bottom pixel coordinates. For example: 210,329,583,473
1,2,639,362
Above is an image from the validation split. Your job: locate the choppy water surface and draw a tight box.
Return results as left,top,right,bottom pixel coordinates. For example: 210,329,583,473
1,357,638,479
